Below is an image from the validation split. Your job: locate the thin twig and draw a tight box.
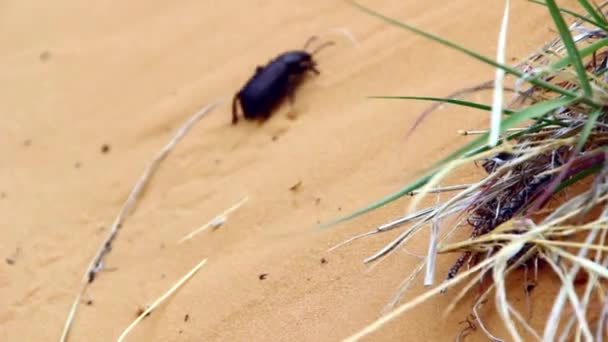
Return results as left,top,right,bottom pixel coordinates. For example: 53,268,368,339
178,196,249,243
408,184,472,195
59,100,221,342
117,258,208,342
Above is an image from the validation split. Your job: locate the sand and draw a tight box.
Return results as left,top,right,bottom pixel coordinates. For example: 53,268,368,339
1,1,577,341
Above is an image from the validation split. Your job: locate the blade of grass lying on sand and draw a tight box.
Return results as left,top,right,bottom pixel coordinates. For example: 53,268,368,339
178,196,249,243
117,258,208,342
369,96,514,113
371,96,568,129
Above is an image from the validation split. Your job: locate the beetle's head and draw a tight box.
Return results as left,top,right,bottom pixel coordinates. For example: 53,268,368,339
282,51,316,74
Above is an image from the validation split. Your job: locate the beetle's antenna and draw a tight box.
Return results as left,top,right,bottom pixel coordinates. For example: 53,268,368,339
311,41,335,55
303,35,319,50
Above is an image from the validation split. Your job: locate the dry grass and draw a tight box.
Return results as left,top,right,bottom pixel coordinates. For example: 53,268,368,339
337,1,608,340
60,100,221,342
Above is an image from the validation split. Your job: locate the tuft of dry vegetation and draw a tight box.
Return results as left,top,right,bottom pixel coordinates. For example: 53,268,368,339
333,1,608,340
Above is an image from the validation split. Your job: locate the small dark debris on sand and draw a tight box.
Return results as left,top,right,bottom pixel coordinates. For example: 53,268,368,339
258,273,268,280
289,181,302,191
184,314,189,322
5,248,21,265
101,144,111,154
320,258,328,265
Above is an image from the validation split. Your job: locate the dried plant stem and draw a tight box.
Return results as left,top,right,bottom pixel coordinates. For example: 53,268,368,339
59,100,221,342
178,196,249,243
408,184,472,195
117,258,208,342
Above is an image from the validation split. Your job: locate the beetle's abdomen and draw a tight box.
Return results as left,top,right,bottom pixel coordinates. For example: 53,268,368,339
239,62,290,117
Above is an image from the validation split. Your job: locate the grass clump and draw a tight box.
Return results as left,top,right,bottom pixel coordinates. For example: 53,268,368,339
332,1,608,340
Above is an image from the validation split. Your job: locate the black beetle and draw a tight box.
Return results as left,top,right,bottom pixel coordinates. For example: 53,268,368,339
232,36,334,124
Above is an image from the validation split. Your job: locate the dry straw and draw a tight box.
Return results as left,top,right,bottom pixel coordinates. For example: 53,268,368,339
334,0,608,340
60,100,221,342
117,258,208,342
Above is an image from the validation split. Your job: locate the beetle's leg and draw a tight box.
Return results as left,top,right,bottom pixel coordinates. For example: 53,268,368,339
310,65,320,75
232,93,240,125
255,66,263,74
286,75,300,104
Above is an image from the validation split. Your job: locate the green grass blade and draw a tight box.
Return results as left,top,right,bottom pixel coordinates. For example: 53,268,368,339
348,1,582,101
545,0,594,97
372,96,568,128
321,97,575,228
499,96,574,131
529,0,608,29
318,171,437,228
577,0,608,26
434,96,575,167
369,96,514,113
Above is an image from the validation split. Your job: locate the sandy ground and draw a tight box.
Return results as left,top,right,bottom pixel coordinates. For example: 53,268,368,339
1,1,579,341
